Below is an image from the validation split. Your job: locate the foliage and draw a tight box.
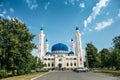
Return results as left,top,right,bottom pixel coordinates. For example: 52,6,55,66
110,48,120,69
86,43,98,68
110,35,120,69
0,17,36,75
17,70,25,75
85,35,120,70
0,70,8,78
99,48,110,68
94,53,101,67
112,35,120,49
31,57,45,70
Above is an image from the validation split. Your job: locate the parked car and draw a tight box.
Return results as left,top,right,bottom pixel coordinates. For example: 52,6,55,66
74,67,89,72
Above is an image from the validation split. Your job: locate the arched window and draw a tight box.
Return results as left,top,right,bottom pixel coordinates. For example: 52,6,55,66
80,58,82,61
74,58,76,60
74,63,76,66
44,58,47,60
48,58,50,60
48,63,50,67
52,63,54,67
67,63,69,66
71,63,73,66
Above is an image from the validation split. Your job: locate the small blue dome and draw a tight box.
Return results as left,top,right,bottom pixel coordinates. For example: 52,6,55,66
76,26,79,30
40,27,43,30
69,51,74,55
52,43,68,51
46,52,51,55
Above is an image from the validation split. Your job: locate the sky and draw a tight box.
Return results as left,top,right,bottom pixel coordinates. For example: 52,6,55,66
0,0,120,56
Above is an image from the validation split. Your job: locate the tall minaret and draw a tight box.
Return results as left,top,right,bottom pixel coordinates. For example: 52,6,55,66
70,38,75,53
38,27,45,60
44,39,49,54
75,26,84,67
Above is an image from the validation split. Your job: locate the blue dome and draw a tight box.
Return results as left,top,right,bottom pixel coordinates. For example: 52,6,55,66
46,52,51,55
69,51,74,55
76,26,79,30
52,43,68,51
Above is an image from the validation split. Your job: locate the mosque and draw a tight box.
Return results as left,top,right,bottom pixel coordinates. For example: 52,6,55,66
38,27,84,70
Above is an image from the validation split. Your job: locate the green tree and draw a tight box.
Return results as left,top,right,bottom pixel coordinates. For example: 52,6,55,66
99,48,110,68
0,17,36,75
86,43,98,68
111,35,120,70
110,48,120,70
94,53,101,68
112,35,120,49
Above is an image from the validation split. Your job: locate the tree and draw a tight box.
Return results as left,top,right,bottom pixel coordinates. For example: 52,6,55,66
86,43,98,68
110,48,120,70
111,35,120,69
94,53,101,68
99,48,110,68
31,57,45,70
112,35,120,49
0,17,36,75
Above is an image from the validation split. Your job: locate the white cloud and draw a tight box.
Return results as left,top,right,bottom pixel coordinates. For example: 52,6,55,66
118,9,120,17
79,3,85,8
44,2,50,10
26,0,38,10
106,12,109,16
7,16,12,20
84,0,109,28
0,14,4,17
95,19,113,31
66,0,79,5
81,32,84,35
65,1,68,5
89,29,92,32
0,10,6,17
9,8,14,13
2,10,6,14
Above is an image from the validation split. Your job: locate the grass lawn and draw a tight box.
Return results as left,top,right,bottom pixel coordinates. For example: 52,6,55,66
1,72,47,80
94,70,120,76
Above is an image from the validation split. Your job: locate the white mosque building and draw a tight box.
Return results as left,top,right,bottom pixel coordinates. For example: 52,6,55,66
38,27,84,70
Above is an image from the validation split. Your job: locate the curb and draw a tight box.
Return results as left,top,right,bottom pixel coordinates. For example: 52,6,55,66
30,72,50,80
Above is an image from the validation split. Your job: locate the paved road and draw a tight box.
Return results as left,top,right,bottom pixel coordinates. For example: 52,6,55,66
34,71,119,80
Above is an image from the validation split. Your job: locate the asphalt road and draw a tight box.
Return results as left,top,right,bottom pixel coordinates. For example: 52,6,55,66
34,71,120,80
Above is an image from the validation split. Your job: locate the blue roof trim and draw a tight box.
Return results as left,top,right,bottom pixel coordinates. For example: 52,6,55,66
40,27,43,30
71,38,73,41
51,43,68,51
46,52,51,55
45,39,48,42
69,51,74,55
76,26,79,30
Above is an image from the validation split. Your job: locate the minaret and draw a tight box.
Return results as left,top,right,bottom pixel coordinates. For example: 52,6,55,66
44,39,49,54
38,27,45,60
75,26,84,67
70,38,75,53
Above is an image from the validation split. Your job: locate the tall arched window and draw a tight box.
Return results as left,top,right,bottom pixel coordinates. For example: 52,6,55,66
48,63,50,67
71,63,73,66
74,63,76,66
67,63,69,66
52,63,54,67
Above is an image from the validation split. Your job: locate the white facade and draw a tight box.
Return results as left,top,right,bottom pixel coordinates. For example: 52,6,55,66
38,27,84,70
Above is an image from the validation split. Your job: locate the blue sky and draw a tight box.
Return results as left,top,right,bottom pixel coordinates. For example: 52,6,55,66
0,0,120,56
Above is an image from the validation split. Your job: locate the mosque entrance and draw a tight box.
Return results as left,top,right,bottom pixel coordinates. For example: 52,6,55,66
58,63,62,69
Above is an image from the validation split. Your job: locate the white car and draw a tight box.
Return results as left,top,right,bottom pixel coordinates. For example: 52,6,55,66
75,67,89,72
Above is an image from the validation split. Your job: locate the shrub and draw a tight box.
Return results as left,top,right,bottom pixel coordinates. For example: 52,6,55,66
17,70,25,75
0,70,8,78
